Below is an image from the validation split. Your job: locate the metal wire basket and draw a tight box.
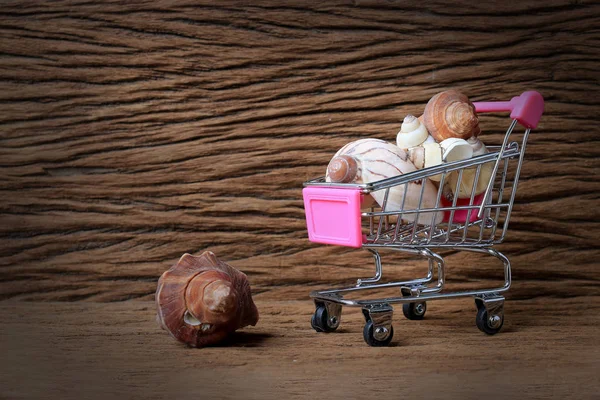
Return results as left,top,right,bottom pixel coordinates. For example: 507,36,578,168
302,91,544,346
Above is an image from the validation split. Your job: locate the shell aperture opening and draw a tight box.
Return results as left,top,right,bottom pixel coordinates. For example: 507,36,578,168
184,310,202,326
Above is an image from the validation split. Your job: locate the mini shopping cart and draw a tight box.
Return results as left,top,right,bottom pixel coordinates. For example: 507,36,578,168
302,91,544,346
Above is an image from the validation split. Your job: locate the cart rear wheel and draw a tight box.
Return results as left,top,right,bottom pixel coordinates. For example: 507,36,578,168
311,306,339,333
363,321,394,347
475,306,504,335
402,302,427,320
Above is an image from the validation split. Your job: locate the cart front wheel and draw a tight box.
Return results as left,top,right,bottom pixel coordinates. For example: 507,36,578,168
475,307,504,335
311,306,339,333
363,321,394,347
402,302,427,320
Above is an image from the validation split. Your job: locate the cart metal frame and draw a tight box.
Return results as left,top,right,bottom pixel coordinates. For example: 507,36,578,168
302,92,544,346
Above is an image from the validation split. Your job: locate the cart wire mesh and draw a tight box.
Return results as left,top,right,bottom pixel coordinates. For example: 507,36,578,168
304,119,531,248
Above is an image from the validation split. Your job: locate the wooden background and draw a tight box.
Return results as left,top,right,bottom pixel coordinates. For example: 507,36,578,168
1,1,599,399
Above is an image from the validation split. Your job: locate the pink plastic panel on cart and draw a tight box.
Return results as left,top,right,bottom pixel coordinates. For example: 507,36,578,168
303,187,363,248
473,91,544,129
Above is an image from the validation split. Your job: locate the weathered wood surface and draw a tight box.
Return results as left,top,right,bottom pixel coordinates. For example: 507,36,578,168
0,1,599,397
1,298,599,399
1,0,599,302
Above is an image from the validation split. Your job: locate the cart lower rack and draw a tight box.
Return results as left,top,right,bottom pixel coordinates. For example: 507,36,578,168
302,91,544,346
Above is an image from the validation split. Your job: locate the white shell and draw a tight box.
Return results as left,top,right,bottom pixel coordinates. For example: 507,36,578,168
448,162,494,198
467,136,487,156
397,115,429,149
408,142,444,182
423,135,436,145
407,147,425,169
422,142,444,182
326,138,443,225
440,138,473,162
447,137,493,198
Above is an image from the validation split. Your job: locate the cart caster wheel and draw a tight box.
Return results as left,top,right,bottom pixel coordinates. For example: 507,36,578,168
363,321,394,347
475,307,504,335
311,306,339,333
402,302,427,320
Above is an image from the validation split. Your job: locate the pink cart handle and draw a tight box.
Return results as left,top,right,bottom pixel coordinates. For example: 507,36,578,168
473,91,544,129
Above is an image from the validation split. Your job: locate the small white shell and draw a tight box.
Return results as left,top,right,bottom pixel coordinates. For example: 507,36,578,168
408,146,425,169
445,137,493,198
422,142,444,181
408,142,444,182
423,135,436,145
467,136,487,156
397,115,429,149
440,138,473,162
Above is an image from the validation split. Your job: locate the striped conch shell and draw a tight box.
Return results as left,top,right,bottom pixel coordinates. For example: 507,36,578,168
447,137,494,198
156,251,259,347
326,138,443,225
422,90,481,142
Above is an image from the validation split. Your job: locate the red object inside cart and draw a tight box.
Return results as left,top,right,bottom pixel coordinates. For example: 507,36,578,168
441,193,486,224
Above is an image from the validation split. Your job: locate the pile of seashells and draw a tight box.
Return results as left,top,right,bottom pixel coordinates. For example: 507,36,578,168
325,90,494,224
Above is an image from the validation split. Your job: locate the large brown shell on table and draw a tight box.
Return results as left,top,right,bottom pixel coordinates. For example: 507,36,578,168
155,251,259,347
422,90,481,142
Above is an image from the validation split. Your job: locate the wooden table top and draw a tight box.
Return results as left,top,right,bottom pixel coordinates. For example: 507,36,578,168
1,1,599,398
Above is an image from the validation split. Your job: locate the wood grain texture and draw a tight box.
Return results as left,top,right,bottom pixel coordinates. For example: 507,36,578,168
1,299,599,399
0,1,599,303
1,2,599,398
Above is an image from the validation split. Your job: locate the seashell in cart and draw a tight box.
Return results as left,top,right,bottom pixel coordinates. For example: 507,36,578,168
407,142,444,182
396,114,433,149
422,90,481,142
326,138,443,225
446,137,495,199
440,137,473,162
398,115,444,181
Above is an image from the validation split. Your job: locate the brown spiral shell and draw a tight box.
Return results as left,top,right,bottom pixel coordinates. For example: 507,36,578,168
155,251,259,347
422,90,481,142
327,155,359,183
